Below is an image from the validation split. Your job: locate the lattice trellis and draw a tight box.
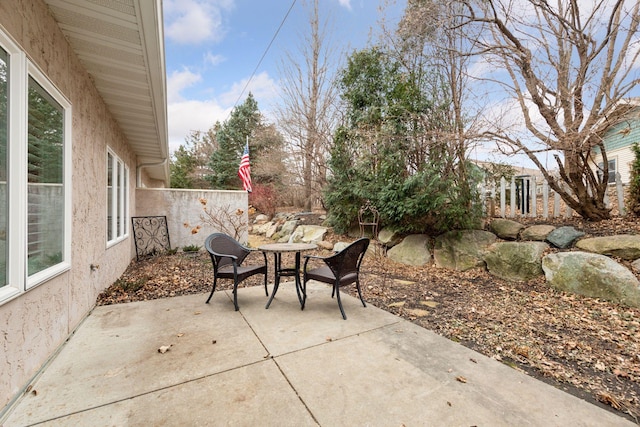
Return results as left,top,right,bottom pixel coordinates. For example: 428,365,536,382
131,216,171,260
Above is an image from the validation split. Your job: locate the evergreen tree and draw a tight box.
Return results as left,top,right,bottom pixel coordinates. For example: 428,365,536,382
325,47,481,235
207,94,260,189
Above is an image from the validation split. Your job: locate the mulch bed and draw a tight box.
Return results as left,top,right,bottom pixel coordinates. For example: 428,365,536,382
97,216,640,423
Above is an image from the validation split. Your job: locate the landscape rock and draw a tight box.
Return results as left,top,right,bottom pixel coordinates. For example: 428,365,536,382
333,241,350,253
483,241,548,281
265,222,279,239
317,240,334,251
377,228,403,248
272,219,299,242
542,251,640,308
546,226,585,248
575,235,640,260
433,230,497,271
387,234,431,266
254,214,269,224
521,225,556,241
288,225,328,244
489,219,524,240
252,222,272,235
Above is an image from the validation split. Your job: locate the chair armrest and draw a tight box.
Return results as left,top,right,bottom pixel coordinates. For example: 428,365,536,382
209,250,239,261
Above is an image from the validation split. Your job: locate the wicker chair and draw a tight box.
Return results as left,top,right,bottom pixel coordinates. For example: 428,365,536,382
302,238,370,319
204,233,268,311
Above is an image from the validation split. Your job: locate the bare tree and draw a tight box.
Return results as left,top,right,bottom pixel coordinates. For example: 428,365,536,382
381,0,482,189
455,0,640,220
276,0,339,210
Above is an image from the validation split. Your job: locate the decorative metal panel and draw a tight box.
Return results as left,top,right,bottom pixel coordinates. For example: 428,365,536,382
131,216,170,260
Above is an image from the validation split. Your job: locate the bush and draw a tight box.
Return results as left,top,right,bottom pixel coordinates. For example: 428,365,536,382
249,183,279,217
627,143,640,216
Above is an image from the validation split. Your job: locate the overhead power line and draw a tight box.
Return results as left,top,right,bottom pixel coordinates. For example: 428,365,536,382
227,0,297,117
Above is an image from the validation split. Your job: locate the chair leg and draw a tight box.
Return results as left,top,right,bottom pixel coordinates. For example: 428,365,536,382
233,281,239,311
205,276,218,303
334,285,347,320
355,278,367,307
301,277,307,310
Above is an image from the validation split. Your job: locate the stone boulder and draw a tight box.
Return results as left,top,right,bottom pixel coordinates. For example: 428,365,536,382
378,228,403,248
387,235,431,266
542,252,640,308
333,241,350,253
489,219,524,240
575,235,640,260
265,222,279,239
254,214,269,224
433,230,497,271
521,225,556,241
288,225,328,244
273,219,299,242
252,222,272,235
546,226,584,249
483,241,548,281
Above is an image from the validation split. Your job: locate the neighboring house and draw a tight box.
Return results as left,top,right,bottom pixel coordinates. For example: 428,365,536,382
0,0,172,412
591,98,640,185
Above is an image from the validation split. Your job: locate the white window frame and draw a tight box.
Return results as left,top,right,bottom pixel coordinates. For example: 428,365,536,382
598,158,617,185
0,30,72,304
107,149,129,246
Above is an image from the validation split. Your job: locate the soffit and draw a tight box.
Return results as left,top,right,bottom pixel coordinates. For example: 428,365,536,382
44,0,169,183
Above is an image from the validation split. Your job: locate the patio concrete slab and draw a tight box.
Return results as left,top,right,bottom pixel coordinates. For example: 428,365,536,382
2,282,633,426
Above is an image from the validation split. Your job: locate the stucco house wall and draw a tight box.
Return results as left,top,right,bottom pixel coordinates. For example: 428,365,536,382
136,189,250,249
0,0,151,410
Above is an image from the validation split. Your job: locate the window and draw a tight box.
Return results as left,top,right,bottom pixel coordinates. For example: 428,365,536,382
107,150,129,245
28,77,65,276
598,159,617,184
0,30,72,303
0,46,7,289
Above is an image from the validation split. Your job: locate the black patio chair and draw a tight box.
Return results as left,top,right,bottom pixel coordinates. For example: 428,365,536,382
302,238,370,319
204,233,268,311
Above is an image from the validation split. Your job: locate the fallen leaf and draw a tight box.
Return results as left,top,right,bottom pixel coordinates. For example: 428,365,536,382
388,301,406,308
406,308,430,317
420,300,440,308
596,391,622,410
158,345,172,354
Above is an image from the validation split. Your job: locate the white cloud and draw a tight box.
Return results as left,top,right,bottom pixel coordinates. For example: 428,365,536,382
164,0,234,45
168,100,230,153
167,71,280,153
204,51,225,67
337,0,352,10
218,72,280,111
167,68,202,103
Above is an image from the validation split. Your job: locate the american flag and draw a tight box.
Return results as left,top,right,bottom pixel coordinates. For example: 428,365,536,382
238,142,252,193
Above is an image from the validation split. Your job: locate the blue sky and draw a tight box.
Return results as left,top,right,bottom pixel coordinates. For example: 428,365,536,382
163,0,406,153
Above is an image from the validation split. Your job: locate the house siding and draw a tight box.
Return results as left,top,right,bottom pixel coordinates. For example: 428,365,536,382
592,108,640,184
0,0,139,411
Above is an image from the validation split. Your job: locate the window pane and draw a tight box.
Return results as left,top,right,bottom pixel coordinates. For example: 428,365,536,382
27,77,64,276
107,152,113,240
0,47,7,287
117,161,123,236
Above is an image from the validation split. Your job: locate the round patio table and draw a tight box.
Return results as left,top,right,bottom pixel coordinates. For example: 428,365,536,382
258,242,317,309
